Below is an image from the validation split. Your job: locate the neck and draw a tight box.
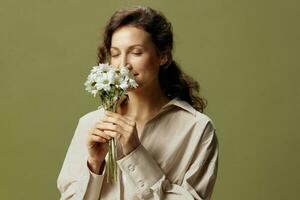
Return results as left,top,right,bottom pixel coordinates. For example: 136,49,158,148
123,83,170,123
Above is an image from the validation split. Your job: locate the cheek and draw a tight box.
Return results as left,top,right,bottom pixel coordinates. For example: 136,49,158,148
109,58,118,66
134,67,159,84
130,54,159,72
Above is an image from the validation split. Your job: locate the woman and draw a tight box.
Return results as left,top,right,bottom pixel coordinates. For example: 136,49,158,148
57,6,219,200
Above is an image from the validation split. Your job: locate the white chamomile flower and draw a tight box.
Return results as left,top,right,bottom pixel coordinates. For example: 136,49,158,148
120,66,129,76
119,81,129,90
84,62,139,108
91,90,98,97
95,74,111,91
129,78,139,88
107,69,116,84
97,63,110,73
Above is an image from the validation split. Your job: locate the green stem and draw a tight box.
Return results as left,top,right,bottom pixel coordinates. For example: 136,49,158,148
105,99,119,183
107,122,118,183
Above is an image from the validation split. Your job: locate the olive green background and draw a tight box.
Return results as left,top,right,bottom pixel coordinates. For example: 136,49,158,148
1,0,299,199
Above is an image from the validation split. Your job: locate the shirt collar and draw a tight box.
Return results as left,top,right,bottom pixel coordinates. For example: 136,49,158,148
121,95,196,116
161,96,196,115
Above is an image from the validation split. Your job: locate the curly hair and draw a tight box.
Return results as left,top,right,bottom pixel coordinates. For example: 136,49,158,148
97,6,207,112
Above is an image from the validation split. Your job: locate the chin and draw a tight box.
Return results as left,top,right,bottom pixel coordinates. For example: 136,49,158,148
127,86,138,91
127,84,142,92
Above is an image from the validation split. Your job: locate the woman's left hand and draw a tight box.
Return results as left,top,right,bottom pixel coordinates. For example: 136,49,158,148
100,111,140,156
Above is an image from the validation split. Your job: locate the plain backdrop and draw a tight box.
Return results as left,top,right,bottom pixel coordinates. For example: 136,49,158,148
0,0,299,199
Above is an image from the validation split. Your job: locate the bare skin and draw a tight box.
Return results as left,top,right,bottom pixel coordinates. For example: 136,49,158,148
86,25,169,174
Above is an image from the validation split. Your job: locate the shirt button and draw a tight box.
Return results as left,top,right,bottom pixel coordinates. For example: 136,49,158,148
137,180,145,188
142,188,152,197
128,164,135,172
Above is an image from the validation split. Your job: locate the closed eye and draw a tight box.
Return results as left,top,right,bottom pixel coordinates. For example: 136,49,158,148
111,54,120,58
131,52,142,56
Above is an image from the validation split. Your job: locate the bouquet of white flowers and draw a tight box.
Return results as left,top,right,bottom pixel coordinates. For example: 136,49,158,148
84,63,138,182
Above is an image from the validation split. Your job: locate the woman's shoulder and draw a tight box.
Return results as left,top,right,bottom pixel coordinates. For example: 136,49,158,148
183,106,218,141
194,111,217,130
170,103,218,143
173,98,216,129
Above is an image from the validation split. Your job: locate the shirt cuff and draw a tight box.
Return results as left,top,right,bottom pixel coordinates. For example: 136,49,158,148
83,161,105,200
117,144,164,198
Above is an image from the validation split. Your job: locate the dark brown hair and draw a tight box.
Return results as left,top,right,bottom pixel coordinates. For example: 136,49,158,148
97,6,207,112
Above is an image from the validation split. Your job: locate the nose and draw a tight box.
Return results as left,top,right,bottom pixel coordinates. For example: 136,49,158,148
125,64,132,71
118,55,132,71
118,54,128,68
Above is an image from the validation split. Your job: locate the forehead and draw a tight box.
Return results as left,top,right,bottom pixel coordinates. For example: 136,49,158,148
111,26,152,49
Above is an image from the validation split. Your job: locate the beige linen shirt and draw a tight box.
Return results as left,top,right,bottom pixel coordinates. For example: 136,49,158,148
57,97,219,200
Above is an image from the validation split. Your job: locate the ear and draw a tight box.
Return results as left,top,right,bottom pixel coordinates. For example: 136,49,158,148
159,54,168,66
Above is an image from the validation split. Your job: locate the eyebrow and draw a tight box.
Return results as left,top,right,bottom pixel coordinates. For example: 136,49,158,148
110,44,145,50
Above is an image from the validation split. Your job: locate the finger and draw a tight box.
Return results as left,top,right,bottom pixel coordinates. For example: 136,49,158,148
105,112,136,127
89,127,112,140
92,131,112,140
102,130,120,138
88,127,97,134
96,121,126,133
91,135,109,143
116,96,127,114
90,134,107,143
101,115,132,131
104,111,133,126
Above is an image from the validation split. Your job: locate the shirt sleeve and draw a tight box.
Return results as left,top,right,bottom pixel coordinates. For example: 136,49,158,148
84,161,105,200
117,120,219,200
56,117,105,200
